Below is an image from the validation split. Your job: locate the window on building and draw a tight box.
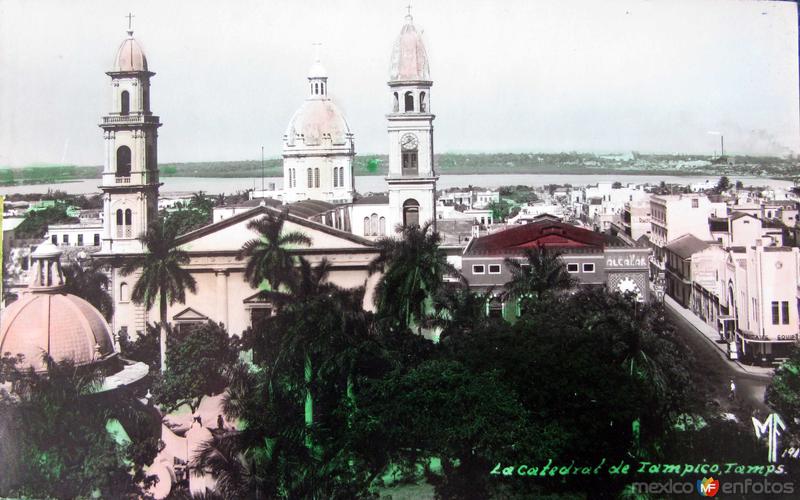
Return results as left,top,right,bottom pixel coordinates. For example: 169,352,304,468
403,198,420,227
77,234,83,246
116,209,123,237
125,209,132,238
420,91,427,112
120,282,129,302
370,213,379,235
472,264,485,274
583,263,595,273
393,92,399,112
314,168,320,188
333,167,339,187
94,234,100,246
339,167,344,187
567,263,579,273
772,301,780,325
62,234,69,245
782,301,790,325
363,217,370,235
379,217,386,236
488,264,501,274
691,199,699,208
307,168,313,187
402,150,418,176
404,91,414,112
51,235,57,244
116,146,132,177
120,90,130,115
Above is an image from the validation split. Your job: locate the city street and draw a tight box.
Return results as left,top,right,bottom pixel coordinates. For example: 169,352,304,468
664,304,771,415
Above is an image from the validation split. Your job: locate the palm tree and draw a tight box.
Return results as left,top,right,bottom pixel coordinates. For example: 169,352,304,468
62,261,114,321
369,221,460,332
237,209,311,293
430,283,493,340
503,245,576,313
121,218,197,372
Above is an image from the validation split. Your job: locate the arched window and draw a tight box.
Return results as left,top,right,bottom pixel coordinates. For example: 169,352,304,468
403,199,420,227
120,91,130,115
314,168,320,188
124,209,132,237
404,91,414,112
379,216,386,235
370,213,379,235
339,166,344,187
333,167,339,188
314,83,319,94
363,217,370,235
120,282,129,302
393,92,399,112
307,168,313,187
116,146,132,177
420,91,427,112
116,209,123,238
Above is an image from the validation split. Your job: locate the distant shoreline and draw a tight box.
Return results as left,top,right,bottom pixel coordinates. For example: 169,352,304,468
1,152,796,187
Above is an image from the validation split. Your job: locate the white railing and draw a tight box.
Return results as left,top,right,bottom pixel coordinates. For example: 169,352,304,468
101,115,160,125
116,176,131,184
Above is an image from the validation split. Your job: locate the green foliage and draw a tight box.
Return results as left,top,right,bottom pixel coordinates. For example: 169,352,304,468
15,204,78,239
487,199,512,222
498,185,539,204
153,322,238,413
163,190,215,235
714,175,731,194
0,358,155,498
237,209,312,291
612,181,623,189
121,217,197,371
502,246,577,311
766,346,800,435
369,221,460,332
62,262,113,320
117,323,161,373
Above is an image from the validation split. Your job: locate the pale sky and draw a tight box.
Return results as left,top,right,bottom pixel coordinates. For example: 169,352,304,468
0,0,798,167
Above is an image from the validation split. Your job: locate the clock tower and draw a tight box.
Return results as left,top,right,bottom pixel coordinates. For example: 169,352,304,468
386,10,437,233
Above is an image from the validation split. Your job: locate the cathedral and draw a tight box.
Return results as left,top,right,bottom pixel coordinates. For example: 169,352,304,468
96,12,438,338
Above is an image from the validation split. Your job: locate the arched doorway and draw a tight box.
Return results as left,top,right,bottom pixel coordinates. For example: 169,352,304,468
403,199,420,227
116,146,132,177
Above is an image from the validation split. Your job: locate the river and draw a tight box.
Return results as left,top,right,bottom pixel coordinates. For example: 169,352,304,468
0,173,792,196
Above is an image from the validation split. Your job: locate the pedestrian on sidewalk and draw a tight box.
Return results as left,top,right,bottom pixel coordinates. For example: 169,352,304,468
729,378,736,401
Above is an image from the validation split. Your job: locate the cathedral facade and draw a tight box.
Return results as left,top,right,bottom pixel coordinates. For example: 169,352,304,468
98,13,438,339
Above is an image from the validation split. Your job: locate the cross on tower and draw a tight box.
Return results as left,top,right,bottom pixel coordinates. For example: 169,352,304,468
406,4,412,16
126,12,135,31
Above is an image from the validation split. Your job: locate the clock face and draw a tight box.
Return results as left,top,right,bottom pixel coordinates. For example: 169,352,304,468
401,133,419,151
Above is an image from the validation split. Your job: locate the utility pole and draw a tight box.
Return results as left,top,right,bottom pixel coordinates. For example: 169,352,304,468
261,146,265,192
720,135,724,158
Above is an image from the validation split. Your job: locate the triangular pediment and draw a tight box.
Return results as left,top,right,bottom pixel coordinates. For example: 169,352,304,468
173,307,208,322
243,291,272,304
175,206,375,254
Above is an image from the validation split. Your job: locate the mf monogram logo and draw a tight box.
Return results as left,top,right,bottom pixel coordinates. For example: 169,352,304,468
752,413,786,463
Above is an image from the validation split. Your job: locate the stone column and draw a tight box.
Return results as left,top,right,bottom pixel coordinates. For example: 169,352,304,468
215,270,229,330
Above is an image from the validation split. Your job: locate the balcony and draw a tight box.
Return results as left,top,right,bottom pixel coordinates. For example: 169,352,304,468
111,171,158,185
101,114,161,126
115,176,131,184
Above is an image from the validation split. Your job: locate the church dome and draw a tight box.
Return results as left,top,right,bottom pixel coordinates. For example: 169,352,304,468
389,14,430,82
308,60,328,79
0,243,115,373
113,31,149,72
284,99,352,148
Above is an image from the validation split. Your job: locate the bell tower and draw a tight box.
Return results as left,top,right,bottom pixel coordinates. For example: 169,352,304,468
99,23,161,254
386,9,437,233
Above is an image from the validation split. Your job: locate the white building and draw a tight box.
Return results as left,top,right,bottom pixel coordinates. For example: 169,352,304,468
96,12,440,338
649,194,727,267
45,220,103,248
282,56,355,204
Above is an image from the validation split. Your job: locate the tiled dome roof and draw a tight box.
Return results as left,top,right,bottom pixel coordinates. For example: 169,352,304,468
113,31,149,72
0,242,115,372
389,14,431,82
